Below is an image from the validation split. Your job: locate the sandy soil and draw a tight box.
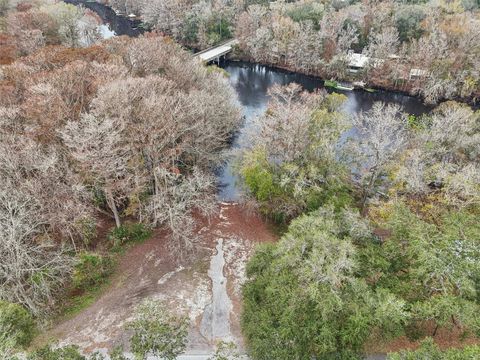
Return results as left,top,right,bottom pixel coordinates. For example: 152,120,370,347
46,203,276,355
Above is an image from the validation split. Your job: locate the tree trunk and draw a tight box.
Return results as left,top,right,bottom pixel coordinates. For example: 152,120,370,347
106,189,121,228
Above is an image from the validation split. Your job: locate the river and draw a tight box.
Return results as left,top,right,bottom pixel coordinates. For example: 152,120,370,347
217,61,431,200
61,2,435,359
67,0,431,201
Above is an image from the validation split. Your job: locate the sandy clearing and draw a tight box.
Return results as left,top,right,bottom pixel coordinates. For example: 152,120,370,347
46,203,277,355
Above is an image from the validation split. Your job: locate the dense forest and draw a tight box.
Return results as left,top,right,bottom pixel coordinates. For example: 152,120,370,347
239,85,480,359
0,1,241,357
1,0,479,359
101,0,480,103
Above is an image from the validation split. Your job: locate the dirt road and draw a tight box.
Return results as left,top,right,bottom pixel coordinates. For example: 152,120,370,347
47,203,276,355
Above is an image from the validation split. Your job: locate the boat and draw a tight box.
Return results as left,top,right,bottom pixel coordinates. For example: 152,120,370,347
353,81,376,93
353,80,366,89
324,79,337,88
324,79,354,91
336,81,354,91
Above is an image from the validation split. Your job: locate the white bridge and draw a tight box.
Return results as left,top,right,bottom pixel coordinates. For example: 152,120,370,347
194,39,238,63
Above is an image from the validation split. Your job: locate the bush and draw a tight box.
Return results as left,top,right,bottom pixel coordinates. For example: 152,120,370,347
387,338,480,359
27,344,85,360
108,223,152,248
127,299,188,360
72,252,114,291
77,218,97,246
208,341,241,360
0,300,35,348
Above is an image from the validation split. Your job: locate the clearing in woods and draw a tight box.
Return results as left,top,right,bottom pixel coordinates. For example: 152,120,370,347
45,203,277,355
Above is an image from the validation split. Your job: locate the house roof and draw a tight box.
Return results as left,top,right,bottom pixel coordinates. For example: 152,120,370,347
347,53,370,68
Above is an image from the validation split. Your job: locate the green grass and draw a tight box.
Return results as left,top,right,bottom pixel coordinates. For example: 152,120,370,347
108,223,153,253
61,281,111,319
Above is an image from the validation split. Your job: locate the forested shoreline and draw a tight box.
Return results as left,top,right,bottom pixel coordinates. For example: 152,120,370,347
93,0,480,104
1,0,479,359
237,84,480,359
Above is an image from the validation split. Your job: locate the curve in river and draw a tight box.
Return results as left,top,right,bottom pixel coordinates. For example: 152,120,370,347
66,0,432,202
65,0,144,37
61,3,436,359
217,61,432,201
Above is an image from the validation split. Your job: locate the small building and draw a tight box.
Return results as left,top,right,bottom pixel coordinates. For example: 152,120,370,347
347,53,370,73
409,68,428,80
346,52,384,73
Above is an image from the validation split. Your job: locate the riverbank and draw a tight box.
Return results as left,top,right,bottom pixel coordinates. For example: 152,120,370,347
226,51,479,107
66,0,478,107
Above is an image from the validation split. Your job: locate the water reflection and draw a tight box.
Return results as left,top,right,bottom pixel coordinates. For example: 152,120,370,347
61,1,434,202
217,61,432,201
65,0,143,37
97,24,116,39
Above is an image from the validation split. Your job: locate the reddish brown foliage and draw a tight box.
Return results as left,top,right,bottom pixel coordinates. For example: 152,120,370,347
7,9,61,46
16,2,33,12
22,45,111,69
0,34,17,65
0,80,17,105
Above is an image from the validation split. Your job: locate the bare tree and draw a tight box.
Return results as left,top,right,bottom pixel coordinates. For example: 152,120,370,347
61,114,137,228
142,0,189,38
394,102,480,206
0,133,93,247
239,84,349,218
142,168,217,259
365,26,399,59
348,102,409,209
251,83,319,163
0,186,75,316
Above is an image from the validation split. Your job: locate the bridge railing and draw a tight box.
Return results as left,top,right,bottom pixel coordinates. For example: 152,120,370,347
193,39,237,57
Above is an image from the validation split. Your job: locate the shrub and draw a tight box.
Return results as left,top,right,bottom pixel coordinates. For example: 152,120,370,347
0,300,35,348
72,252,114,291
109,346,128,360
387,338,480,359
27,344,85,360
108,223,152,248
208,341,241,360
127,299,188,360
77,218,97,246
